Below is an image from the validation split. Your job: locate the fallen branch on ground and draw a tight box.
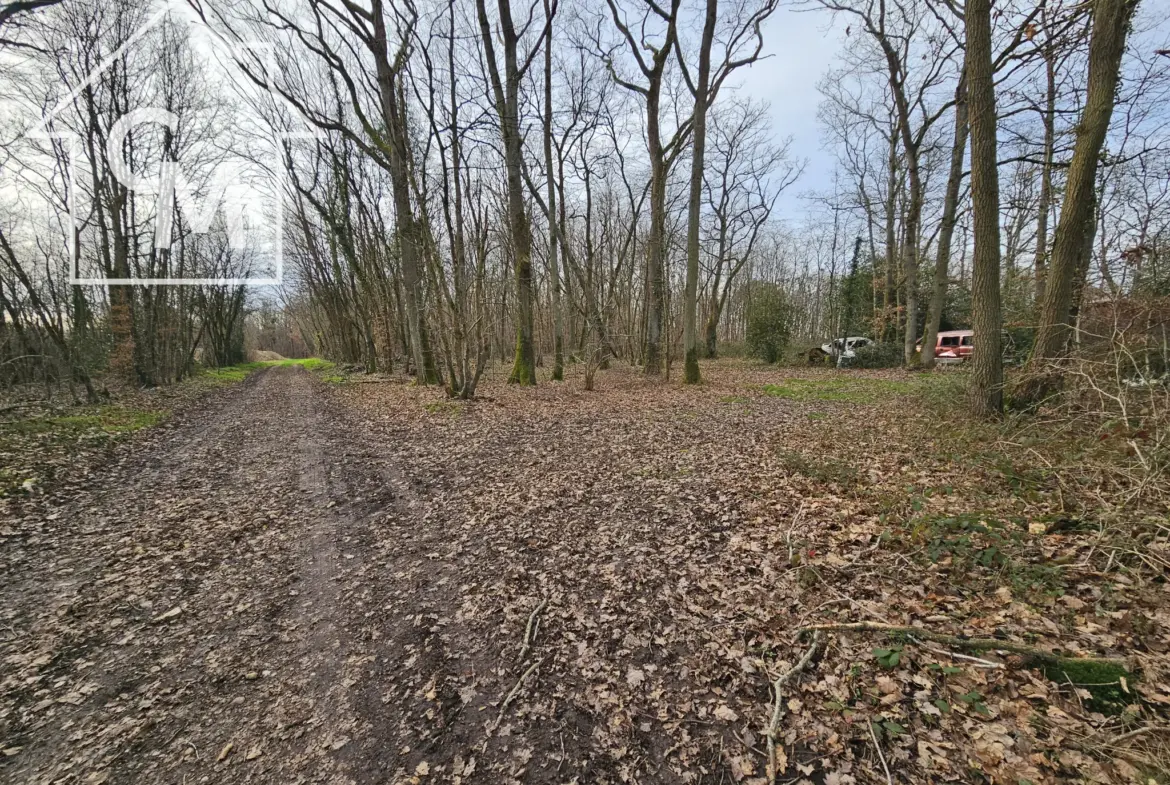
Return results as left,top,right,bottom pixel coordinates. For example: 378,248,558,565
906,635,1004,669
489,657,545,732
866,712,893,785
766,631,822,784
798,622,1128,672
518,598,547,662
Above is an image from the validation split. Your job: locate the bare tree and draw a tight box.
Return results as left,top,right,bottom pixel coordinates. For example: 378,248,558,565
1023,0,1141,397
476,0,553,385
679,0,779,383
966,0,1005,416
599,0,689,375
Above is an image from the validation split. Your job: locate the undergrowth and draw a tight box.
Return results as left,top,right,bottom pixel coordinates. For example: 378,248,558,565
0,406,165,495
1,358,334,496
776,447,859,485
763,377,915,403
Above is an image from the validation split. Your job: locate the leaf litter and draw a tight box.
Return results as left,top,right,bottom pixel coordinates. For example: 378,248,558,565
0,360,1166,784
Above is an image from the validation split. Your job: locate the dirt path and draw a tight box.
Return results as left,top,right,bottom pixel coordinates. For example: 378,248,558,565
1,367,493,784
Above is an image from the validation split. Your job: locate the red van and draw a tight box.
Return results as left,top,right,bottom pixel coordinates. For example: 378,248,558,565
927,330,974,363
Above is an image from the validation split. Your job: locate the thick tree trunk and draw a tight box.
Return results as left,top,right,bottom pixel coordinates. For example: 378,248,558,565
644,82,667,376
921,77,968,370
683,0,717,384
1027,0,1137,377
965,0,1004,417
704,309,719,358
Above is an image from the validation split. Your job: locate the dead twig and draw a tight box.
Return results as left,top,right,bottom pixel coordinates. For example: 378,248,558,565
766,631,822,784
518,598,548,662
1105,724,1170,746
489,657,544,732
732,729,766,758
798,622,1127,671
867,715,893,785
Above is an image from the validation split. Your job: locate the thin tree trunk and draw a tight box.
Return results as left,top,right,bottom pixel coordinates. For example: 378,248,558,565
542,0,564,381
477,0,540,385
1033,38,1056,308
683,0,717,384
883,129,899,341
371,0,436,384
921,76,968,369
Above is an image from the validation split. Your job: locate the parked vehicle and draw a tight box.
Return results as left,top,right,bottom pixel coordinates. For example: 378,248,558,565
920,329,974,363
815,336,872,366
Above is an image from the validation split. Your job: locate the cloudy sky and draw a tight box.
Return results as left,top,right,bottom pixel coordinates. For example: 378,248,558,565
729,7,846,215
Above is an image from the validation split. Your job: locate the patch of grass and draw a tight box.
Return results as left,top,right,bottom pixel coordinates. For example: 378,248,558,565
762,377,914,403
776,447,859,485
719,394,749,404
0,406,164,438
198,362,269,384
270,357,334,371
423,400,463,416
0,406,165,495
198,357,337,385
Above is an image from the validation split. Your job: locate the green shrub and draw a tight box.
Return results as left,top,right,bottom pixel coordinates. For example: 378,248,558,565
746,284,792,364
850,342,903,368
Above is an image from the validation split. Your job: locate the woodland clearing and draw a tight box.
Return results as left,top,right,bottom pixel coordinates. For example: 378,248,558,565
1,360,1167,785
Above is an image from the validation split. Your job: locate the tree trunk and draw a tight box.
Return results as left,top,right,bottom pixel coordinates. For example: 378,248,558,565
477,0,538,385
921,76,968,370
542,0,564,381
883,129,899,341
371,0,436,384
644,81,668,376
965,0,1004,417
884,73,923,366
683,0,717,384
1027,0,1137,378
1033,39,1056,308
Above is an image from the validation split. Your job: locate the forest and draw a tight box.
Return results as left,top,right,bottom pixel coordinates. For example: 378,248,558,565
1,0,1169,783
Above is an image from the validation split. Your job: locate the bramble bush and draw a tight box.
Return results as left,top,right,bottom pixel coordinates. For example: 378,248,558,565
850,342,903,368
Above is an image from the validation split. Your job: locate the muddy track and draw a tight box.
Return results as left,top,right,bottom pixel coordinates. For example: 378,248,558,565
0,367,508,784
